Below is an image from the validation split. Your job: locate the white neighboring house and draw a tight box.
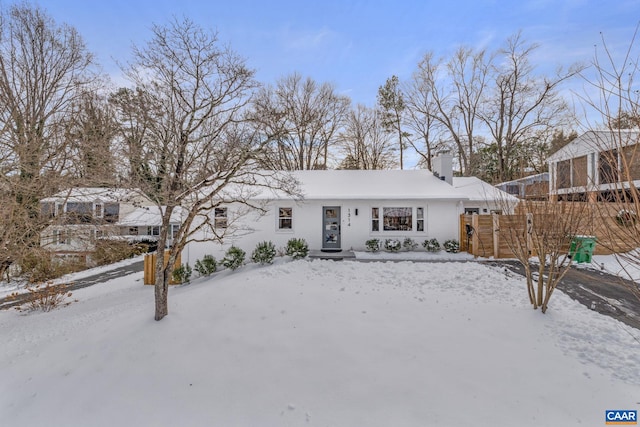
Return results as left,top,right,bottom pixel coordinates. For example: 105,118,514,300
117,206,184,246
495,172,550,200
453,177,519,215
547,130,640,201
185,169,471,264
40,188,179,265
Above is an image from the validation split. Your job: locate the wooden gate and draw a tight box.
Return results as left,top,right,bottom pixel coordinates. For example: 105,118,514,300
143,251,182,285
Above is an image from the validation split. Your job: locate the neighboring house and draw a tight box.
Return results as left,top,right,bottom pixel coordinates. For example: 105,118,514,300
547,130,640,202
495,173,550,200
117,206,184,248
453,177,519,214
185,169,475,264
39,188,177,265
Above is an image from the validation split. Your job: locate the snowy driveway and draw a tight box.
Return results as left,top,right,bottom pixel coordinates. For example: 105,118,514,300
495,260,640,330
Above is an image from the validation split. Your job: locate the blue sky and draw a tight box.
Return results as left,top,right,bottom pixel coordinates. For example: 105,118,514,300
34,0,640,107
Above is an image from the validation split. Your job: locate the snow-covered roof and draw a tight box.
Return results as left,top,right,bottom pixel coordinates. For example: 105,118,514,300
118,206,184,226
547,130,640,162
278,170,469,201
452,177,518,203
41,187,149,204
496,172,549,188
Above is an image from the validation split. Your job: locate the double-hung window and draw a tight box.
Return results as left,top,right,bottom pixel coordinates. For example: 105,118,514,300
54,230,68,245
214,207,227,228
278,207,293,230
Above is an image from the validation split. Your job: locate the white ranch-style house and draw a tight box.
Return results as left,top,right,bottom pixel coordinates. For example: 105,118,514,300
184,167,514,264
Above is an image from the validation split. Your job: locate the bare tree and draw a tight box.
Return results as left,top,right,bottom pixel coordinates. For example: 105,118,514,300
413,48,491,175
64,88,118,185
478,33,580,182
337,104,397,170
253,73,350,170
404,66,449,170
110,87,163,193
496,199,590,313
121,17,299,321
577,27,640,296
0,3,95,273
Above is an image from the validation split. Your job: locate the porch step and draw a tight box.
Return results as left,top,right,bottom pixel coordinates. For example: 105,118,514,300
308,250,356,261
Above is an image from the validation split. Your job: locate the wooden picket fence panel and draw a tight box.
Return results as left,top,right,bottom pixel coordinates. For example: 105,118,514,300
461,203,638,259
143,250,182,285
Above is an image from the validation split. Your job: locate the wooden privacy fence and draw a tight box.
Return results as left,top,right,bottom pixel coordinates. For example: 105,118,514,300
143,251,182,285
460,206,638,259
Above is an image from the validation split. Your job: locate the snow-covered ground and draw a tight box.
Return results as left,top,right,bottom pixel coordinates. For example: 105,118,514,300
592,250,640,282
1,255,639,426
0,255,144,299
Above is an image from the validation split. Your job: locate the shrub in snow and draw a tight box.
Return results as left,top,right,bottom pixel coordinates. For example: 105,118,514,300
403,237,418,251
93,240,146,267
286,238,309,260
21,248,84,282
222,246,246,270
194,255,217,276
172,263,192,283
365,239,380,252
423,238,441,252
8,282,77,312
252,241,276,265
384,238,402,252
443,239,460,253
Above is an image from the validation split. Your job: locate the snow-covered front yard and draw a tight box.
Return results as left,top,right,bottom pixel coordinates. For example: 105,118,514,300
1,257,639,426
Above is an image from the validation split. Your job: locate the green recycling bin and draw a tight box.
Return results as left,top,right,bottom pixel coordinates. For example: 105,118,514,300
569,236,597,263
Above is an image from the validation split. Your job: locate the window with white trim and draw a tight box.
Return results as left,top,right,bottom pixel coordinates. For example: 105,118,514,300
417,207,424,231
147,226,160,236
95,203,103,218
214,207,227,228
370,207,425,232
171,224,180,239
54,230,68,245
371,208,380,231
278,207,293,230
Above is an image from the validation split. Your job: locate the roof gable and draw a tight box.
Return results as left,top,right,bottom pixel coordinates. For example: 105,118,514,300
547,130,640,162
452,176,518,203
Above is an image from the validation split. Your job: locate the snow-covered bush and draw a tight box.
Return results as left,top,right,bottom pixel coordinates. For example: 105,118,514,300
252,241,276,265
443,239,460,253
172,263,192,283
194,255,217,276
384,238,402,252
286,238,309,260
403,237,418,251
365,239,380,252
222,246,246,270
423,238,441,252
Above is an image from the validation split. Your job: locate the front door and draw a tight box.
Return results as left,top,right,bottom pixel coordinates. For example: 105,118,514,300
322,206,341,251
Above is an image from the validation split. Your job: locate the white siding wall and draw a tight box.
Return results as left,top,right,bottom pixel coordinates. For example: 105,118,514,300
185,199,461,265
